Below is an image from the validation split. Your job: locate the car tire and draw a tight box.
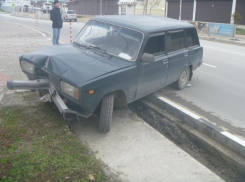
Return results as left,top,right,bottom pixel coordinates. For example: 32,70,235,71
174,66,190,90
99,93,114,133
75,19,77,22
63,18,66,22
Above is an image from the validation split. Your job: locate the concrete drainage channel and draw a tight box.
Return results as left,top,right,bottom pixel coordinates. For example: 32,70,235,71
129,94,245,182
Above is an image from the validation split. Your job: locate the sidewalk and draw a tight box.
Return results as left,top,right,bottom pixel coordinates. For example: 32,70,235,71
0,19,50,88
198,32,245,46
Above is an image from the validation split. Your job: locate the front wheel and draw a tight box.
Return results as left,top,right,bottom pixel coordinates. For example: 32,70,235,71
99,93,114,133
174,66,190,90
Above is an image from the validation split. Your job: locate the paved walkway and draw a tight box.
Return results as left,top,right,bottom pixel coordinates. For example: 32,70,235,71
0,19,225,182
0,19,50,87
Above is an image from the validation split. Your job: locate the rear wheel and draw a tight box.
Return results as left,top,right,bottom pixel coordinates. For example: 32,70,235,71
99,93,114,133
174,66,190,90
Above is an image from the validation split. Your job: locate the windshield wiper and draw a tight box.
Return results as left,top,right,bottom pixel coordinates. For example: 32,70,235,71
74,40,89,49
88,45,107,53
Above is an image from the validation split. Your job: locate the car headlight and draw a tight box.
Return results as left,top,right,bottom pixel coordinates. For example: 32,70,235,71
20,61,35,75
61,81,80,100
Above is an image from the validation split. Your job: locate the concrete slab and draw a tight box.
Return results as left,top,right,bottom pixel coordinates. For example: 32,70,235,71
72,109,224,182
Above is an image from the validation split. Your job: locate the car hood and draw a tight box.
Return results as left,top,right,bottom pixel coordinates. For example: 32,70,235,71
20,44,132,87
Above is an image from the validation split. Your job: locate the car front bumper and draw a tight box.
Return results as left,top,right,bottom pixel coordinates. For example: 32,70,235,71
7,79,79,122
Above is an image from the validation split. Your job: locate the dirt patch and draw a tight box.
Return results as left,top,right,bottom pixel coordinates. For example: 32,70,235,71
130,101,245,182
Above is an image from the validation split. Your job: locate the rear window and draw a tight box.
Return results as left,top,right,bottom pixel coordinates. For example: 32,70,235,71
167,30,185,53
186,28,198,47
68,10,76,14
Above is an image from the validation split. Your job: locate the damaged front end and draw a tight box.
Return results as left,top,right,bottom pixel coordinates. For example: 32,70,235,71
7,54,81,123
7,78,79,122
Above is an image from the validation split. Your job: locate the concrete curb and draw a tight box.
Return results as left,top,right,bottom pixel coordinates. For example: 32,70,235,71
148,94,245,159
199,36,245,47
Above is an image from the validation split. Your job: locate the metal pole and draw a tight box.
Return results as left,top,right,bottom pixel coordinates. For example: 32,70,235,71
100,0,102,15
208,23,211,37
192,0,196,21
233,24,236,38
22,4,23,17
179,0,182,20
145,0,148,15
134,0,136,15
70,21,73,43
36,14,38,30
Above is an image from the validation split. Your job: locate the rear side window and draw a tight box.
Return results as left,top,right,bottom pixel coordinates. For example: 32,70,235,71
68,10,76,14
167,30,185,53
186,28,198,47
143,34,165,55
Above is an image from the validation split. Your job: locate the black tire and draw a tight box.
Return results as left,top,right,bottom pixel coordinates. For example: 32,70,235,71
99,93,114,133
174,66,190,90
75,19,77,22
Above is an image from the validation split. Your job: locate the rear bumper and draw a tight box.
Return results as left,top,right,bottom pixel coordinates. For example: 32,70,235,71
7,79,79,122
64,17,77,20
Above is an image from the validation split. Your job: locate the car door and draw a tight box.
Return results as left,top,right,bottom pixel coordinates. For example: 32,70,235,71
165,29,189,86
136,33,168,99
186,28,203,70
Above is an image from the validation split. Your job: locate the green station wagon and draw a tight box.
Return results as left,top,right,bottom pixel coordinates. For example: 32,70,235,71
7,15,203,132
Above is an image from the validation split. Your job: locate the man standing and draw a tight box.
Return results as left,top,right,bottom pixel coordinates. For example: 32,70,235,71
50,0,63,45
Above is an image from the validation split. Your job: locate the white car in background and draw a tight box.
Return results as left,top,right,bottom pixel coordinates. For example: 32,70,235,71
61,10,77,22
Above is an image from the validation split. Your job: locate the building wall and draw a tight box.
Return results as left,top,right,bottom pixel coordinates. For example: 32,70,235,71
68,0,118,15
181,1,193,20
166,0,242,24
236,0,245,25
167,1,179,19
195,0,232,23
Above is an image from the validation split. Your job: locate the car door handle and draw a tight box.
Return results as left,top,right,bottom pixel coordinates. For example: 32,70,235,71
163,59,168,64
184,52,188,57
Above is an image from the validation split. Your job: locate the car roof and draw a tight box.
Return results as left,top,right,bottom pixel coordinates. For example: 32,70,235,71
92,15,194,34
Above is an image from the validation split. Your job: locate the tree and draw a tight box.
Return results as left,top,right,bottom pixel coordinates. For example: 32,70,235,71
139,0,162,15
233,12,242,24
139,0,148,15
149,0,161,14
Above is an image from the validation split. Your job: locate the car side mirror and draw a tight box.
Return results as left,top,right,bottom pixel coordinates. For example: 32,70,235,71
141,53,154,63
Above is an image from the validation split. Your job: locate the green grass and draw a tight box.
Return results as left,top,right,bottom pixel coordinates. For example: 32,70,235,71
77,16,85,19
0,8,5,12
0,96,108,182
236,28,245,35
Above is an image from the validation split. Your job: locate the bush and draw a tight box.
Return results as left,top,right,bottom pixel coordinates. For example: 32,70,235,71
233,12,242,24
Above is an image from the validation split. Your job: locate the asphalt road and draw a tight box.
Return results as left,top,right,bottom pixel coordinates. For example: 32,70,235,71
1,13,244,138
0,13,85,43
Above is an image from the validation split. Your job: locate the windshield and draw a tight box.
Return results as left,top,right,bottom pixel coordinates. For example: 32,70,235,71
74,20,143,61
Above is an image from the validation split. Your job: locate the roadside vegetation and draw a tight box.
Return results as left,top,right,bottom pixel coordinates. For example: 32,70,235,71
0,93,108,182
236,28,245,35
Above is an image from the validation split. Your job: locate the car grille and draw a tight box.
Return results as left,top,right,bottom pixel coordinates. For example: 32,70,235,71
49,74,60,89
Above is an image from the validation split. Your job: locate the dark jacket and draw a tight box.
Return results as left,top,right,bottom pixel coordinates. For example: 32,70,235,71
50,7,63,28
